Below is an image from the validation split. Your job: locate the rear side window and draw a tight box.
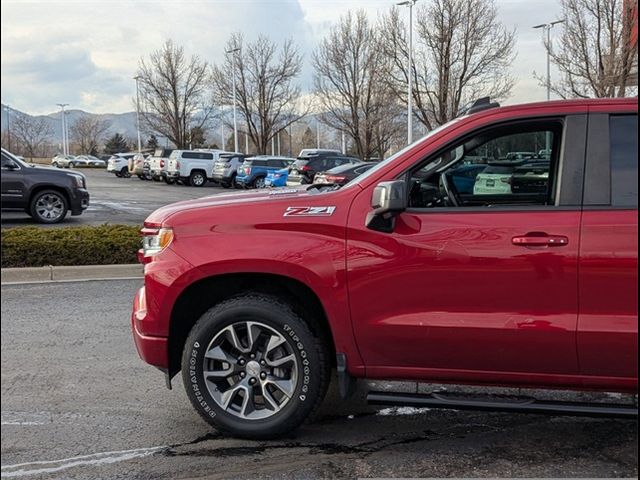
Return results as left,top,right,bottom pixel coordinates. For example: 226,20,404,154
610,115,638,207
182,152,213,160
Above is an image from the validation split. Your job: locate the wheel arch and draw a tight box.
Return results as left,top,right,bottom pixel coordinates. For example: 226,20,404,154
28,185,71,211
167,272,337,379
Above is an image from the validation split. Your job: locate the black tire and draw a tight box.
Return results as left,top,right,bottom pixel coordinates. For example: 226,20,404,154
29,189,69,224
164,177,175,185
222,174,235,189
189,170,207,187
52,161,59,168
114,172,122,178
252,176,266,189
137,174,146,180
181,294,330,439
120,167,131,178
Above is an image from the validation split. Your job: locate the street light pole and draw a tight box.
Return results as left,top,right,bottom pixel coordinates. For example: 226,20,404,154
133,76,142,153
220,105,225,149
226,47,241,153
56,103,69,155
4,105,11,151
398,0,418,145
533,19,564,152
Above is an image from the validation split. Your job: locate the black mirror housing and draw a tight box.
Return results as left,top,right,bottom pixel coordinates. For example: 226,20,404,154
366,180,406,233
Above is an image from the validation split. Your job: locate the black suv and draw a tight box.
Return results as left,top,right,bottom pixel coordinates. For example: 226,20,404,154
287,154,361,185
1,148,90,223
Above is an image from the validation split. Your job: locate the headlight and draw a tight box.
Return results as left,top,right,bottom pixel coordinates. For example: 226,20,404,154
140,226,174,258
69,174,85,188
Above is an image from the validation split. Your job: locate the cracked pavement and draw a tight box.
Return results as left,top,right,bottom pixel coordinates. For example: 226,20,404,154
1,280,637,479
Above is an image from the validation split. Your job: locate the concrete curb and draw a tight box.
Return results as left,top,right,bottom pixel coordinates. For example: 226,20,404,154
1,264,143,285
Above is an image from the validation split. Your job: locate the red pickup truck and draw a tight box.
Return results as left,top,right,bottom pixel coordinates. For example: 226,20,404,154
132,98,638,438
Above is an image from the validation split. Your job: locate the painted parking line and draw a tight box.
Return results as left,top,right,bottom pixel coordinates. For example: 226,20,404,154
0,446,167,478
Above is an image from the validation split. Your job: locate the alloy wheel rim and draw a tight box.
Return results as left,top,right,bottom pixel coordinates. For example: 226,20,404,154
255,178,265,188
35,194,64,220
194,174,204,185
202,321,299,420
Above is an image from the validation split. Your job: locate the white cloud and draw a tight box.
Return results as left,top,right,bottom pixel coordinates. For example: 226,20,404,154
1,0,563,115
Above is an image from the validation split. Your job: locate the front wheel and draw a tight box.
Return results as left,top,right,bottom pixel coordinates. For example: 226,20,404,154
164,177,175,185
30,190,68,224
181,294,330,439
120,167,131,178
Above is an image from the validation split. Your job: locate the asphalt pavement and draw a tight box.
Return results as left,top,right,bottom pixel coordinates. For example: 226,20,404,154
1,280,637,479
0,169,226,228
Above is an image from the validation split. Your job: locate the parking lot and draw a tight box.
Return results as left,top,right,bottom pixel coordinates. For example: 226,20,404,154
0,168,228,228
1,280,637,479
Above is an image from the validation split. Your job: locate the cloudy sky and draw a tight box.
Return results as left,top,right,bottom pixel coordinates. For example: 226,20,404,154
1,0,563,115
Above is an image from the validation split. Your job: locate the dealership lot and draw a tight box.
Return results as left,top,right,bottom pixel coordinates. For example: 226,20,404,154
1,280,637,479
0,168,228,228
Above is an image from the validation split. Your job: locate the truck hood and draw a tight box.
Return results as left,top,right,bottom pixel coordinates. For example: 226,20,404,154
28,164,86,178
145,187,312,225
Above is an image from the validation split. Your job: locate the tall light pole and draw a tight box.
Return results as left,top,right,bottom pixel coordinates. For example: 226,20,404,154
220,105,225,149
64,111,70,154
56,103,69,155
133,76,142,153
316,116,320,149
533,19,564,152
226,47,241,153
533,19,565,101
398,0,418,145
4,105,11,151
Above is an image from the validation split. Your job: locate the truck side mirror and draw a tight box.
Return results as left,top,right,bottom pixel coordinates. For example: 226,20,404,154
366,180,407,233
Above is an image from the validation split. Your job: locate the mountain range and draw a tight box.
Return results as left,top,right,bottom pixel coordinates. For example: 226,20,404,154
1,104,144,144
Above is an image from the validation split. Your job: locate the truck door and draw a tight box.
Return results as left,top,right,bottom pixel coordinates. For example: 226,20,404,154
578,113,638,379
346,115,588,378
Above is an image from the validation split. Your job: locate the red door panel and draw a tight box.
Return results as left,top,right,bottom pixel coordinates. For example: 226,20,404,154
578,210,638,377
346,209,581,376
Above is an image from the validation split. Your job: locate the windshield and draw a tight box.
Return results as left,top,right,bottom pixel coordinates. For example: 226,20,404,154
342,117,463,189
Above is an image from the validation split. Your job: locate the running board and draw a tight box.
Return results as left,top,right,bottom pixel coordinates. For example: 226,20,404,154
367,391,638,418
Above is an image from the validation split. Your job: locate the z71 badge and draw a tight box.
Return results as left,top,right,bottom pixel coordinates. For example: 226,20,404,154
284,206,336,217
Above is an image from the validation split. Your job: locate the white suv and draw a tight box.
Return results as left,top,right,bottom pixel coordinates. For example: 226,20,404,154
165,149,231,187
106,153,136,177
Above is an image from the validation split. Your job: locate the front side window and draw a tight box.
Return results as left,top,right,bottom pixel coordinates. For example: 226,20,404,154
407,122,562,209
610,115,638,207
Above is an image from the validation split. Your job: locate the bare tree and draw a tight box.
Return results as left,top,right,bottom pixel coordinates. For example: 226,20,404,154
69,115,111,155
211,34,307,155
11,112,54,159
313,10,394,159
378,1,515,130
543,0,638,98
136,40,212,149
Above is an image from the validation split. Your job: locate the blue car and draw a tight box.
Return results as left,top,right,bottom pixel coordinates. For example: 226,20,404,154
265,167,289,187
235,156,293,189
449,164,487,194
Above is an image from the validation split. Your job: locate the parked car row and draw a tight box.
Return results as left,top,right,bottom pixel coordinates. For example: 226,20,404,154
106,148,377,190
51,154,106,168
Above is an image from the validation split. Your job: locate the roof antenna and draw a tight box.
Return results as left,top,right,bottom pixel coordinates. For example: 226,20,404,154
465,97,501,115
